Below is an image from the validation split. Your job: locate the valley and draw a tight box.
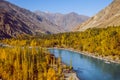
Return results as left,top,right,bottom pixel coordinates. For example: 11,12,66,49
0,0,120,80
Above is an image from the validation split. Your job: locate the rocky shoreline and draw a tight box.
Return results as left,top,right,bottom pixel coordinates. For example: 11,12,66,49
50,54,80,80
62,63,79,80
49,47,120,64
65,72,79,80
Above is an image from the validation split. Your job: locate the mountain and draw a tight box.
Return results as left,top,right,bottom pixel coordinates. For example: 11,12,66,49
35,11,89,31
75,0,120,31
0,0,62,38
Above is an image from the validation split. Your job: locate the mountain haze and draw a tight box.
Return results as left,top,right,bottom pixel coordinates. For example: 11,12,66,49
35,11,89,31
75,0,120,31
0,0,63,38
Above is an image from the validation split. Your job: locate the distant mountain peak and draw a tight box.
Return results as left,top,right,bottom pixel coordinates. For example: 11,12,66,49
0,0,89,39
35,11,89,31
0,0,63,38
44,11,51,14
68,12,78,15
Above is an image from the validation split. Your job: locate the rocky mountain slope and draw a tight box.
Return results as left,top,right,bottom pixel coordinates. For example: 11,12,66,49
35,11,89,31
75,0,120,31
0,0,62,38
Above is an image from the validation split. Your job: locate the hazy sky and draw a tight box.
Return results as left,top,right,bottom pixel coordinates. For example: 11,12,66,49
6,0,113,16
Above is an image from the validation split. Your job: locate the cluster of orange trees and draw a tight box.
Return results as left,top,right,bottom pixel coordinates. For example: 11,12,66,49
0,46,69,80
3,26,120,61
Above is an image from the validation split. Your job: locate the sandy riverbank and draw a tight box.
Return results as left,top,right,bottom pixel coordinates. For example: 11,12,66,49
65,72,79,80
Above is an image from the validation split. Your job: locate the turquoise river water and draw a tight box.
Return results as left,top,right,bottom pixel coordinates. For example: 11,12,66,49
49,49,120,80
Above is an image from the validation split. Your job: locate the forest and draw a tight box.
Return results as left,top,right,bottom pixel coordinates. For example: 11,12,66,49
2,26,120,62
0,26,120,80
0,46,74,80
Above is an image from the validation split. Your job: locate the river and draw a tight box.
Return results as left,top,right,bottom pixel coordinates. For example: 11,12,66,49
48,49,120,80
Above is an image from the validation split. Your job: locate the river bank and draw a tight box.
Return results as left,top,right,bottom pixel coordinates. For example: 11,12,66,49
50,54,80,80
1,42,119,64
49,48,120,80
48,47,120,64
